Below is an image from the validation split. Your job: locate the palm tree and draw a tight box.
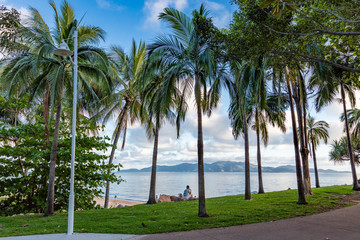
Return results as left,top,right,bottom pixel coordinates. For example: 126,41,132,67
1,1,110,216
95,41,147,208
228,60,254,200
148,5,229,217
293,67,312,195
306,116,329,188
285,66,307,204
141,59,187,204
330,136,360,164
341,108,360,139
310,64,359,190
245,58,287,194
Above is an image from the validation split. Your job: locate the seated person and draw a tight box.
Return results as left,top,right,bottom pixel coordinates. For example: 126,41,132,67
183,185,193,199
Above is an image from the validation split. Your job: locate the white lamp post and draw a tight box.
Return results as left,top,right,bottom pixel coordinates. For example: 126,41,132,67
53,29,78,235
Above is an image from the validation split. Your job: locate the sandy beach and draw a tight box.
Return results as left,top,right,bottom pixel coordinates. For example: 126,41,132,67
94,197,144,208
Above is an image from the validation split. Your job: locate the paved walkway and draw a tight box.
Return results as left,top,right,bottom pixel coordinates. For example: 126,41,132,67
2,204,360,240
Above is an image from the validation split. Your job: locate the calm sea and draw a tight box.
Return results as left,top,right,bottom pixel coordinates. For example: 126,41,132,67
106,172,354,202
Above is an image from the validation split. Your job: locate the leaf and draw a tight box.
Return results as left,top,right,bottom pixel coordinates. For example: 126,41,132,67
260,0,276,8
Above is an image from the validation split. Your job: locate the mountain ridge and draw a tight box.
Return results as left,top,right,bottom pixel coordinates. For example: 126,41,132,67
120,161,349,173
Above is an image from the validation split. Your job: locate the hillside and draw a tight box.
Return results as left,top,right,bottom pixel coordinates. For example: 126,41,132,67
121,161,347,173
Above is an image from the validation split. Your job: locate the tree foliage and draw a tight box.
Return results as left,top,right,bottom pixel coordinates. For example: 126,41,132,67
0,96,122,216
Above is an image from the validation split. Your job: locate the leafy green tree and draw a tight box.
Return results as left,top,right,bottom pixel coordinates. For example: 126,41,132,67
0,6,25,57
0,97,121,216
148,5,230,216
94,41,147,208
235,0,360,73
306,116,329,188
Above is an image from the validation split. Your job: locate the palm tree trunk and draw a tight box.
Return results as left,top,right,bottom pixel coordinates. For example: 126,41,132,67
44,87,50,148
195,78,208,217
104,101,130,208
285,69,307,204
340,83,359,191
256,120,264,194
44,100,62,216
294,89,312,195
311,138,320,188
244,111,251,200
298,71,312,195
147,122,159,204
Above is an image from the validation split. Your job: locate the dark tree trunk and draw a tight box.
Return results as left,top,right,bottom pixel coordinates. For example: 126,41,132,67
44,100,62,216
311,138,320,188
104,101,130,208
44,87,50,148
286,71,307,204
195,79,208,217
256,119,264,194
244,111,251,200
147,123,159,204
294,86,312,195
340,83,359,191
299,71,312,194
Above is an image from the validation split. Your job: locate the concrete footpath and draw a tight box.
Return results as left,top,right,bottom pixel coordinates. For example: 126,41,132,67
2,204,360,240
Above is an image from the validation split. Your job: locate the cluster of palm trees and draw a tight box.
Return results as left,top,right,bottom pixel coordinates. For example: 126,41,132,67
1,1,359,218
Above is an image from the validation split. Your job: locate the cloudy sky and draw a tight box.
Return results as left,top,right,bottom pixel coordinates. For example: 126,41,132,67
4,0,359,173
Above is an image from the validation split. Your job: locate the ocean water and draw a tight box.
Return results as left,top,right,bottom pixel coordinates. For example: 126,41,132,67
106,171,354,202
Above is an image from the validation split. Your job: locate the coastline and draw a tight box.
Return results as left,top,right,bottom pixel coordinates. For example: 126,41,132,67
94,197,144,208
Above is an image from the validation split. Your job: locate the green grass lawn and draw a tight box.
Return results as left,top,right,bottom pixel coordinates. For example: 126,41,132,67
0,185,357,237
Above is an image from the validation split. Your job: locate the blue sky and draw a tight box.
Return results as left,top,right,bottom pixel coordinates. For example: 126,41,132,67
7,0,236,51
3,0,359,174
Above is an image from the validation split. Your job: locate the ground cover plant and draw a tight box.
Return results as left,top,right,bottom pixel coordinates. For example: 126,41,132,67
0,185,357,237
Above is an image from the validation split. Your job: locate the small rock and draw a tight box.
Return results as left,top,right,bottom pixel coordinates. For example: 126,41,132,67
116,204,124,208
159,194,171,202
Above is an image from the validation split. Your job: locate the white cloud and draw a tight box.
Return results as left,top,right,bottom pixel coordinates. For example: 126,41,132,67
205,0,231,28
175,0,188,10
96,0,111,8
143,0,188,28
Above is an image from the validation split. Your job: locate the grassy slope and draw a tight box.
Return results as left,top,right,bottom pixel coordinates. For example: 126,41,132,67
0,185,356,237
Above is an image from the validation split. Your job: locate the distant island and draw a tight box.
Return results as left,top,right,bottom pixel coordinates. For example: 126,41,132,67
121,161,349,173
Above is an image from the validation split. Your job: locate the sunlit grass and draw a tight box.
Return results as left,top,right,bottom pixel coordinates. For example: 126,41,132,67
0,185,356,237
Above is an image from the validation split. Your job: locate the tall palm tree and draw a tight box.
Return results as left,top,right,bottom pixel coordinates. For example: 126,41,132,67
244,58,287,194
141,59,187,204
1,1,110,216
285,66,307,204
293,67,312,195
148,5,229,217
306,116,329,188
310,64,359,190
228,60,253,200
95,40,147,208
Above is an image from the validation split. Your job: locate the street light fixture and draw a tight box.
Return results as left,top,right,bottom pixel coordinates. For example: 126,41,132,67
53,29,78,235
